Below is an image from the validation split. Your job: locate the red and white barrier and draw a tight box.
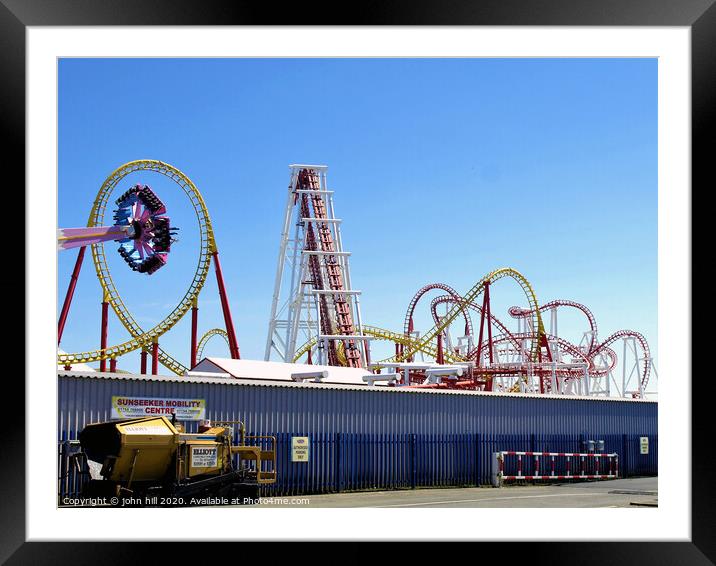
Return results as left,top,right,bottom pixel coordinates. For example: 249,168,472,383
491,451,619,486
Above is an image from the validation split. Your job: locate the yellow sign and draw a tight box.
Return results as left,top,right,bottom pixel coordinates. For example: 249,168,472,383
640,437,649,455
111,395,205,420
292,436,310,462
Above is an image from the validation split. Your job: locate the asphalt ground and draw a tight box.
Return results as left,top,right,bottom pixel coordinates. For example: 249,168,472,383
252,477,658,508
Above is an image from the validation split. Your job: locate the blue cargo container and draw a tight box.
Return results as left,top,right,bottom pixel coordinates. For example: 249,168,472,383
57,371,657,497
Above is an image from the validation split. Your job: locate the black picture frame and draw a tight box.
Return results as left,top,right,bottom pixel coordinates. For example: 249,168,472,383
5,0,703,561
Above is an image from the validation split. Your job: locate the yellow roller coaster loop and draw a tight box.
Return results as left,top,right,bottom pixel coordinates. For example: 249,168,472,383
57,160,215,374
397,268,547,364
196,328,230,361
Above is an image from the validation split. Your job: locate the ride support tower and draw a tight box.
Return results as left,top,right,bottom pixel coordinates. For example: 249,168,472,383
264,164,371,368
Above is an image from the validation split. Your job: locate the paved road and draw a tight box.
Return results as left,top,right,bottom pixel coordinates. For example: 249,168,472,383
258,477,657,508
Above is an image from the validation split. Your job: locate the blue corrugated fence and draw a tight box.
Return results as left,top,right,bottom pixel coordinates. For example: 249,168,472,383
59,432,657,498
57,373,658,499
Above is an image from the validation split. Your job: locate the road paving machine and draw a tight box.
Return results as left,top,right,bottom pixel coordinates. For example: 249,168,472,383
73,415,276,503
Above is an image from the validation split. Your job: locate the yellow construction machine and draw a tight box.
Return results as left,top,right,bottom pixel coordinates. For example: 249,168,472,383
75,415,276,503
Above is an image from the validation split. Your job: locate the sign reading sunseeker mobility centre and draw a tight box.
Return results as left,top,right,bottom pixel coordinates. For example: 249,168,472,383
292,437,310,462
111,396,206,420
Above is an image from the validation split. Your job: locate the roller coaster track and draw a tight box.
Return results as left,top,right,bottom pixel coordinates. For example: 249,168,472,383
292,325,444,365
427,296,597,392
295,271,548,368
396,268,549,364
292,275,645,393
298,169,361,368
196,328,230,361
481,332,595,371
429,295,522,355
404,283,473,338
508,300,599,354
509,308,651,389
57,160,215,374
431,295,620,375
589,330,651,389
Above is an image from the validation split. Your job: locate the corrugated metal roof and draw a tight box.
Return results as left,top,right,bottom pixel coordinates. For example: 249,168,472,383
57,371,656,404
194,357,371,385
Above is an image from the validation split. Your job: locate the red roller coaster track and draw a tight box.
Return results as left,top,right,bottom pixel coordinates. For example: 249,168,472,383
397,282,651,396
297,169,361,368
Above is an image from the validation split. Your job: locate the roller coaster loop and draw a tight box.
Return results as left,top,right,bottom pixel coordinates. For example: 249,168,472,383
396,268,550,364
57,160,240,375
196,328,231,361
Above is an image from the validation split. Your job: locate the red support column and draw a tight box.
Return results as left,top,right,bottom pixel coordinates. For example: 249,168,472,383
58,246,86,345
152,341,159,375
541,333,553,362
190,299,198,368
485,281,493,365
140,350,147,374
109,358,117,372
484,282,495,392
99,292,109,372
212,251,240,359
436,333,444,364
306,348,313,365
475,286,489,366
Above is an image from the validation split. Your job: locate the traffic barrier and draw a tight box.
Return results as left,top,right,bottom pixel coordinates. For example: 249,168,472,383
491,451,618,486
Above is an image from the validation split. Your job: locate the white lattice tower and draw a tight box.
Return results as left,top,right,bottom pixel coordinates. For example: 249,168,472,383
264,164,370,367
621,336,646,398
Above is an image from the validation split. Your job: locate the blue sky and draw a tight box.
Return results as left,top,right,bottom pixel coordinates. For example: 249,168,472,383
58,58,657,381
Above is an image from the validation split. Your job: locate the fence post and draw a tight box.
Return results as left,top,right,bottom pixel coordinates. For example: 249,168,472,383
475,434,481,486
58,441,67,501
335,433,342,493
622,434,628,478
491,452,503,487
410,434,417,489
